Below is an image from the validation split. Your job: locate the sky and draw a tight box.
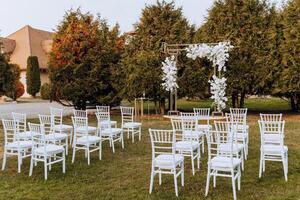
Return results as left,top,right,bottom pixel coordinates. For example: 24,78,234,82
0,0,283,37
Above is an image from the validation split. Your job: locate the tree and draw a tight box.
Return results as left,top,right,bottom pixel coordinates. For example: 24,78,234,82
280,0,300,110
121,1,193,114
26,56,41,97
0,52,14,97
195,0,273,107
5,64,23,100
49,9,122,109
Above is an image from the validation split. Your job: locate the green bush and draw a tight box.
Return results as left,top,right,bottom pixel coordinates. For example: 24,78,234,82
40,83,51,100
26,56,41,97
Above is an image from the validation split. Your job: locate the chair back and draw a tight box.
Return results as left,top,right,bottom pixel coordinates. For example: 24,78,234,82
39,114,53,134
230,108,248,116
28,123,46,152
96,106,110,113
193,108,210,124
50,107,63,126
72,116,89,137
2,119,18,144
180,112,196,118
258,120,285,146
73,109,87,118
12,112,27,133
120,106,134,124
207,121,236,163
260,113,282,122
96,112,112,131
149,129,175,161
171,118,183,141
181,116,198,141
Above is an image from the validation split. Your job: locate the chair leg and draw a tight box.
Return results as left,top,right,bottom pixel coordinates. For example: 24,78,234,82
197,147,200,169
121,132,124,149
65,138,68,156
283,154,288,182
17,152,21,173
111,137,115,153
202,136,205,153
99,141,102,160
181,162,184,186
72,145,76,164
87,147,90,165
149,167,155,194
173,170,178,197
44,157,48,180
205,166,211,196
132,130,134,143
263,156,266,172
62,151,66,173
69,130,73,145
29,155,33,177
231,169,237,200
139,126,141,141
191,151,195,175
213,171,217,188
259,151,263,178
2,150,7,171
159,170,162,185
241,151,244,171
238,166,241,191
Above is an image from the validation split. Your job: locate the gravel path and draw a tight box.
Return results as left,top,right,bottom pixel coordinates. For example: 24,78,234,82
0,101,74,119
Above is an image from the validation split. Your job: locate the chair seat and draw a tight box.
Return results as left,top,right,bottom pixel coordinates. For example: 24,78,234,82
175,141,199,151
7,141,33,149
154,154,184,167
76,136,101,145
45,133,68,141
17,131,39,139
210,156,241,168
100,128,122,136
77,126,97,133
264,134,282,143
262,144,288,154
218,143,244,153
99,120,117,126
34,144,64,155
53,124,73,131
196,124,212,131
237,124,249,130
123,122,141,128
183,130,205,138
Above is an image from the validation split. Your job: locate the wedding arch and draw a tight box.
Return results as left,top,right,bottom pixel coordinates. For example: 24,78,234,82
161,42,233,112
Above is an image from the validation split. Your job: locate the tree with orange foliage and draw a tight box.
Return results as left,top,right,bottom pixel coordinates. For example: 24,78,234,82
49,9,122,109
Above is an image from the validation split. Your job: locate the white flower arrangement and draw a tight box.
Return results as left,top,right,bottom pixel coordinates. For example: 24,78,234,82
161,55,178,92
209,75,228,111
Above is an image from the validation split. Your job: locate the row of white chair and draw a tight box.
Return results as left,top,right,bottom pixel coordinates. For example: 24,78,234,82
1,106,142,180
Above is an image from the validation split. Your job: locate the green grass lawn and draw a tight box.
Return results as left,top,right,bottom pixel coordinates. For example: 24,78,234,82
0,98,299,199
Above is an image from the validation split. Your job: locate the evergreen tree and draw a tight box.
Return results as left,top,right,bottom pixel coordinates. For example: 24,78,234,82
195,0,273,107
0,53,14,96
121,1,193,113
26,56,41,97
280,0,300,110
49,9,122,109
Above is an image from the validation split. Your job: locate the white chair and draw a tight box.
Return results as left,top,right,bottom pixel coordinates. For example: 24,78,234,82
28,123,65,180
193,108,211,134
120,106,142,143
72,116,101,165
96,105,117,128
171,117,201,175
50,107,73,145
259,113,283,144
73,109,97,134
258,120,288,181
149,129,184,197
230,108,248,116
39,114,68,155
205,121,242,200
2,119,33,173
226,113,248,159
96,112,124,159
260,113,282,122
12,112,37,140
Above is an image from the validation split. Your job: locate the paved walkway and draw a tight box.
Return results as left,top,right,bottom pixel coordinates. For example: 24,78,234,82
0,100,74,119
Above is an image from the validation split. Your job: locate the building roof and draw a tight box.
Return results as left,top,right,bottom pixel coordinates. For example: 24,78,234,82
2,25,53,70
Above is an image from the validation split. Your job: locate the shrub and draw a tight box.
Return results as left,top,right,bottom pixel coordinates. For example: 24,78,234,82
6,80,24,100
40,83,51,100
26,56,41,97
